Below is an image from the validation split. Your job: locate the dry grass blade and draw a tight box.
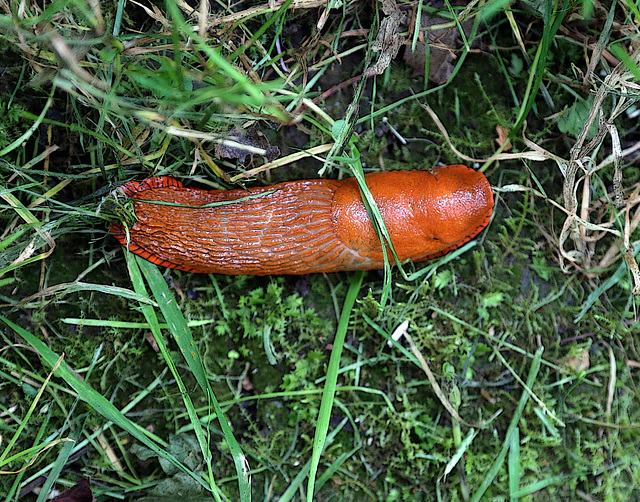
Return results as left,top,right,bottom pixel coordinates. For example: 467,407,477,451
560,46,640,272
421,104,555,165
178,0,331,27
425,39,639,281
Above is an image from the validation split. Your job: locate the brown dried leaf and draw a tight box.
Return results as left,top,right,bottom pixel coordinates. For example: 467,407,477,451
495,125,512,151
365,0,403,77
214,129,280,162
565,350,590,371
51,478,95,502
403,8,473,84
145,331,159,352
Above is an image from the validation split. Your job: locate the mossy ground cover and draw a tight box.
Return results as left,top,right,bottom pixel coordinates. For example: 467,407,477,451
0,0,639,500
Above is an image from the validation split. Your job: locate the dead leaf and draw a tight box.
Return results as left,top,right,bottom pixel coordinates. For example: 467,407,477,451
51,478,95,502
242,377,254,391
403,7,473,84
365,0,403,77
145,331,159,352
214,129,280,163
495,125,512,151
565,350,590,371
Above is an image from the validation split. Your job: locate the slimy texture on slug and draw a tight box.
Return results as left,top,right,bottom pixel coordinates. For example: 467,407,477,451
110,165,494,275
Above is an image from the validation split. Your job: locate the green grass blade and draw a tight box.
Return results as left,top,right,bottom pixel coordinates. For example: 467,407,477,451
0,315,209,491
575,241,640,322
279,417,351,502
0,353,61,465
509,0,567,138
3,407,55,501
306,271,364,500
229,0,295,61
511,473,583,498
0,94,53,157
508,427,520,501
315,445,361,493
35,438,75,502
126,255,224,501
609,42,640,81
134,255,251,501
470,347,544,502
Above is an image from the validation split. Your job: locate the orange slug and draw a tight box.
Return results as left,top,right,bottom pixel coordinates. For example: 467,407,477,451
110,165,493,275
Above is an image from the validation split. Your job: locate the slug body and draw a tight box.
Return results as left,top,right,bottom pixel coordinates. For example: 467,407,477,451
111,165,493,275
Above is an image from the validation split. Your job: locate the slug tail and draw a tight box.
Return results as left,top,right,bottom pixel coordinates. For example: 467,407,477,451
119,176,183,197
110,222,198,272
112,176,197,272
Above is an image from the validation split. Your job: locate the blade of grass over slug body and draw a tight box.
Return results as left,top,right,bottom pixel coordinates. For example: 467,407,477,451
319,28,396,308
306,271,364,501
0,316,209,491
331,134,396,310
348,158,397,309
132,255,251,501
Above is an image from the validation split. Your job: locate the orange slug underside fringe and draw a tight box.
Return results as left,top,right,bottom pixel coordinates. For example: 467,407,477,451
110,166,494,275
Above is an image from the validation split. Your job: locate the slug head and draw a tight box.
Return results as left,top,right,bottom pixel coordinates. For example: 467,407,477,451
332,166,494,263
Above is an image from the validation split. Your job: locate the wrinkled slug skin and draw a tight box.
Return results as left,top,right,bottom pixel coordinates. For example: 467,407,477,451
110,165,493,275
